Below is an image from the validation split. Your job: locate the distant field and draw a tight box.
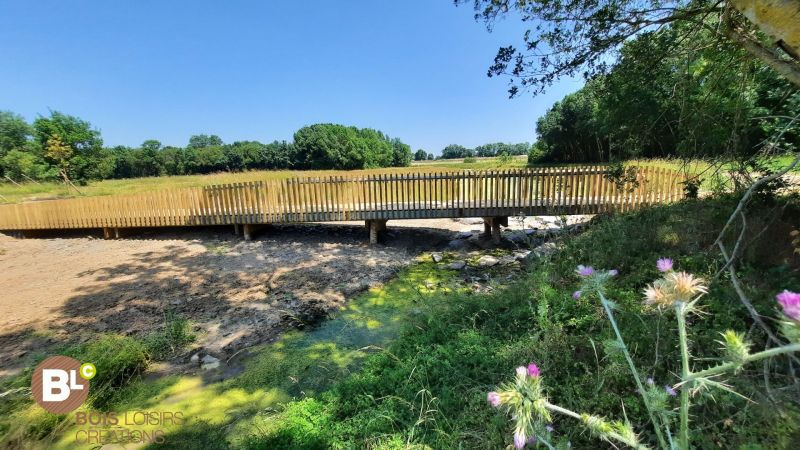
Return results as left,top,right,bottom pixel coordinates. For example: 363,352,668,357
1,154,795,204
410,154,528,168
0,157,529,204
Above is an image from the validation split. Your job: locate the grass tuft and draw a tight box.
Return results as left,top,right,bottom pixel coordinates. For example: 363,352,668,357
144,310,196,361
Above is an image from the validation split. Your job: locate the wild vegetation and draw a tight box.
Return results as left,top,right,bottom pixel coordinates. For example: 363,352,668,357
235,194,799,448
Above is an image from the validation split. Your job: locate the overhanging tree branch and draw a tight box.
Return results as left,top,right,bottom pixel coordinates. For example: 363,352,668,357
723,24,800,86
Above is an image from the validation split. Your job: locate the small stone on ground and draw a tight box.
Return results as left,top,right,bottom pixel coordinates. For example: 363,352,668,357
476,255,499,267
446,260,466,270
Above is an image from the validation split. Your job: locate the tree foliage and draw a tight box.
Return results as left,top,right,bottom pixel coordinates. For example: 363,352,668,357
441,144,473,159
531,24,800,163
0,112,31,159
439,142,531,159
187,134,223,149
293,124,411,170
0,113,412,183
463,0,800,97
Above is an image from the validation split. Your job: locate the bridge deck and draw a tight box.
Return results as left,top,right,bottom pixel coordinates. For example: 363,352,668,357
0,166,685,231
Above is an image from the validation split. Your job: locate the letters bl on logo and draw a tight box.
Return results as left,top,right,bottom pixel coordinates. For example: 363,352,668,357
31,356,94,414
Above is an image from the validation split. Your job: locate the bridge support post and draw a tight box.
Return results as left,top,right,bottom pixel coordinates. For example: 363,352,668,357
243,224,253,241
103,227,124,239
366,219,387,244
482,216,507,244
234,224,241,236
491,220,501,244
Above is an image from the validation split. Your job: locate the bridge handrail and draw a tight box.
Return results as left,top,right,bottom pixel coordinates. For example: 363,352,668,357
0,165,686,231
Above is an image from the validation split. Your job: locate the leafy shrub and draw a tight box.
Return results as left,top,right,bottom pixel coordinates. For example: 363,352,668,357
526,142,546,165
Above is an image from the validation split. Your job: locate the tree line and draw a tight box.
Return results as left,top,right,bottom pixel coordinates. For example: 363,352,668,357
437,142,532,159
529,22,800,164
0,114,413,184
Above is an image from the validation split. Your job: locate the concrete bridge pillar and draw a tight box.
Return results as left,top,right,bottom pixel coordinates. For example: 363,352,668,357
243,224,254,241
366,219,387,244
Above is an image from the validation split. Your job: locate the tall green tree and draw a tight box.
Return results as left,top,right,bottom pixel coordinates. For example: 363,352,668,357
157,146,187,176
33,111,108,182
187,134,223,149
293,124,409,170
0,111,32,158
185,145,228,174
390,138,412,167
441,144,473,159
134,140,165,177
45,134,74,185
531,24,800,163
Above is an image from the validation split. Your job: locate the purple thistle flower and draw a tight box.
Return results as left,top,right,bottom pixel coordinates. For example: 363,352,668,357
656,258,674,273
546,424,554,433
665,385,677,397
514,430,526,449
576,265,595,277
526,436,538,445
776,290,800,321
608,269,619,277
572,290,582,300
487,391,501,408
528,363,541,378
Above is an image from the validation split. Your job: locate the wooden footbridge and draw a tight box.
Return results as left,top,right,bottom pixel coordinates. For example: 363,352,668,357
0,166,685,243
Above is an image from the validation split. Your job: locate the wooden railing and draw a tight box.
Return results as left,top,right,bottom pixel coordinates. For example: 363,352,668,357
0,166,685,231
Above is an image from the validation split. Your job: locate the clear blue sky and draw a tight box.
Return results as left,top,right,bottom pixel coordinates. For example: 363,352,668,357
0,0,582,154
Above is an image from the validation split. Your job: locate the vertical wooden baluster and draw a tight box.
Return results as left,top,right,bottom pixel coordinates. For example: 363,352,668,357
258,181,268,223
234,183,244,225
241,182,250,225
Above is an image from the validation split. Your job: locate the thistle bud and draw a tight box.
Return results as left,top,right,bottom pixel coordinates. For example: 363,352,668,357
719,330,749,368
